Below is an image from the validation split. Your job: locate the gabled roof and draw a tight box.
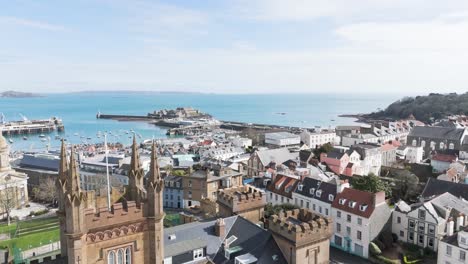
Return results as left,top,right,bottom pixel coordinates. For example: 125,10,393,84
267,175,301,199
212,216,286,264
294,177,337,204
332,188,383,218
254,148,297,166
409,126,466,141
324,150,347,160
421,178,468,201
163,216,237,258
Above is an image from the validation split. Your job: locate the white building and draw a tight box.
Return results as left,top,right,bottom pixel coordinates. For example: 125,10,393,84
396,146,424,163
199,145,245,161
300,129,337,149
393,192,468,252
264,132,300,147
438,230,468,264
331,189,391,259
230,137,252,148
292,177,343,218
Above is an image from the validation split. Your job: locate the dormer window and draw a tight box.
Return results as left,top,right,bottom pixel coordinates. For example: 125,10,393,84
328,194,334,201
359,204,368,211
339,198,346,205
316,190,322,198
310,188,315,195
348,201,356,208
298,184,303,191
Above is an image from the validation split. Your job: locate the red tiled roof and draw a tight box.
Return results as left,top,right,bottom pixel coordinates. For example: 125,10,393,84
332,188,384,218
432,153,457,163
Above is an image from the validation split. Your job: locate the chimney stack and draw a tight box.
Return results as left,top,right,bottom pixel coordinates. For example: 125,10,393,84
448,219,455,236
215,218,226,237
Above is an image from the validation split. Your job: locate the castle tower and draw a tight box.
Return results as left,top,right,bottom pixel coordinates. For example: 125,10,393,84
127,135,144,206
268,209,333,264
56,140,69,257
63,145,88,264
145,141,165,264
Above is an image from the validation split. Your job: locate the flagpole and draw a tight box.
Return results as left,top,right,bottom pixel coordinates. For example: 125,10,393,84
104,133,111,211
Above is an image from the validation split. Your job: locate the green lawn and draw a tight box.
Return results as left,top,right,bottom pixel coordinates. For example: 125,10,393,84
0,216,60,251
0,228,60,250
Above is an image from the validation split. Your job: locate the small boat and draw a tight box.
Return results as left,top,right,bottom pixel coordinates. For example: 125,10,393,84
275,112,287,115
23,136,28,140
330,119,335,121
39,134,46,138
41,138,47,142
87,137,92,140
74,133,79,136
55,135,61,140
8,138,13,143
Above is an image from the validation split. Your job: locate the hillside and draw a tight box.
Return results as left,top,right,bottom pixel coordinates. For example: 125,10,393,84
364,92,468,123
0,90,42,98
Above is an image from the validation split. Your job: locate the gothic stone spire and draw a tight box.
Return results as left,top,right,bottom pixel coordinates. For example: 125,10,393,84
127,135,144,205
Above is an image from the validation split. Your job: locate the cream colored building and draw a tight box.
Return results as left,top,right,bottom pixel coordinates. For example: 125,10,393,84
0,134,28,216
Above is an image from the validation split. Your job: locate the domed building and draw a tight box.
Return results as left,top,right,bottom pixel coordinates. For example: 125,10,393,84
0,134,29,216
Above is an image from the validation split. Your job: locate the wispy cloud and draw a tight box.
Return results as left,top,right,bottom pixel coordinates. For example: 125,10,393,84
0,16,66,31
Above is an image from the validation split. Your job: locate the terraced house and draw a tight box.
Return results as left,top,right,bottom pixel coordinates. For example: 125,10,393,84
392,192,468,252
331,188,391,258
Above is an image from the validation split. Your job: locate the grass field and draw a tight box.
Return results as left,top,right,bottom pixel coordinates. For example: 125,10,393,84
0,216,60,250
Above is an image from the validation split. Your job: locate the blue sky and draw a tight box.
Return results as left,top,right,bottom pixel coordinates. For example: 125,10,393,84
1,0,468,94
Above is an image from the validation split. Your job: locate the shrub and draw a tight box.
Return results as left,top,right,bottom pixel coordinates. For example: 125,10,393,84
375,240,386,251
370,242,382,256
375,255,400,264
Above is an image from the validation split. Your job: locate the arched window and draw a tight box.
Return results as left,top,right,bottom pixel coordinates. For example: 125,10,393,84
117,249,124,264
412,139,417,146
125,247,132,264
449,143,455,150
421,140,426,148
440,142,445,149
108,251,115,264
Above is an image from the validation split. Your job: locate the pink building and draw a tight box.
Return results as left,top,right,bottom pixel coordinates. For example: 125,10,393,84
321,150,350,176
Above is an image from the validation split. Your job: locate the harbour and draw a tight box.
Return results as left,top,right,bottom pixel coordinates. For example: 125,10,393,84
0,114,64,136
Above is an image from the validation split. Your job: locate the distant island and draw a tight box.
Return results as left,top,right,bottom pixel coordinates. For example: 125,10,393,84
341,92,468,124
0,90,42,98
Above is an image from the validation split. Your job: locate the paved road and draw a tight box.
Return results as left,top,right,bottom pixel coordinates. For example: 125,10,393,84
330,247,371,264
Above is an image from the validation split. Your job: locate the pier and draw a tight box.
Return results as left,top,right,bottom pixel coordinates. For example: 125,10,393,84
0,117,64,136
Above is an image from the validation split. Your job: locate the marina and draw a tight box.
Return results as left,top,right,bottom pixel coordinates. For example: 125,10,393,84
0,114,64,136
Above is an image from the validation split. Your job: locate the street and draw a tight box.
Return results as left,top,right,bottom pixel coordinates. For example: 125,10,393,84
330,247,371,264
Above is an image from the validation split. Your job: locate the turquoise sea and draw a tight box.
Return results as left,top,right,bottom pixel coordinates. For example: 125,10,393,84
0,92,403,152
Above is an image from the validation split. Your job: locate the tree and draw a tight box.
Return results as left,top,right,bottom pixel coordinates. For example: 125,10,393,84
264,203,300,218
393,170,419,201
32,177,57,203
351,173,392,197
0,176,16,226
313,142,334,158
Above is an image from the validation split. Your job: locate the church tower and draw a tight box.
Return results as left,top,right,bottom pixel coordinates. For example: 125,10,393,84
127,136,144,206
146,141,165,264
0,135,11,171
62,145,87,264
56,140,69,257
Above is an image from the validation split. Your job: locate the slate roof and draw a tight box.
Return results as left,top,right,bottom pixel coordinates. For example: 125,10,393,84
294,177,337,204
421,178,468,201
255,148,297,166
325,150,347,160
408,126,466,141
19,153,60,171
212,216,286,264
163,216,237,258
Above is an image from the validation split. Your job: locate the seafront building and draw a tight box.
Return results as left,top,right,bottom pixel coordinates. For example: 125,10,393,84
0,134,29,215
